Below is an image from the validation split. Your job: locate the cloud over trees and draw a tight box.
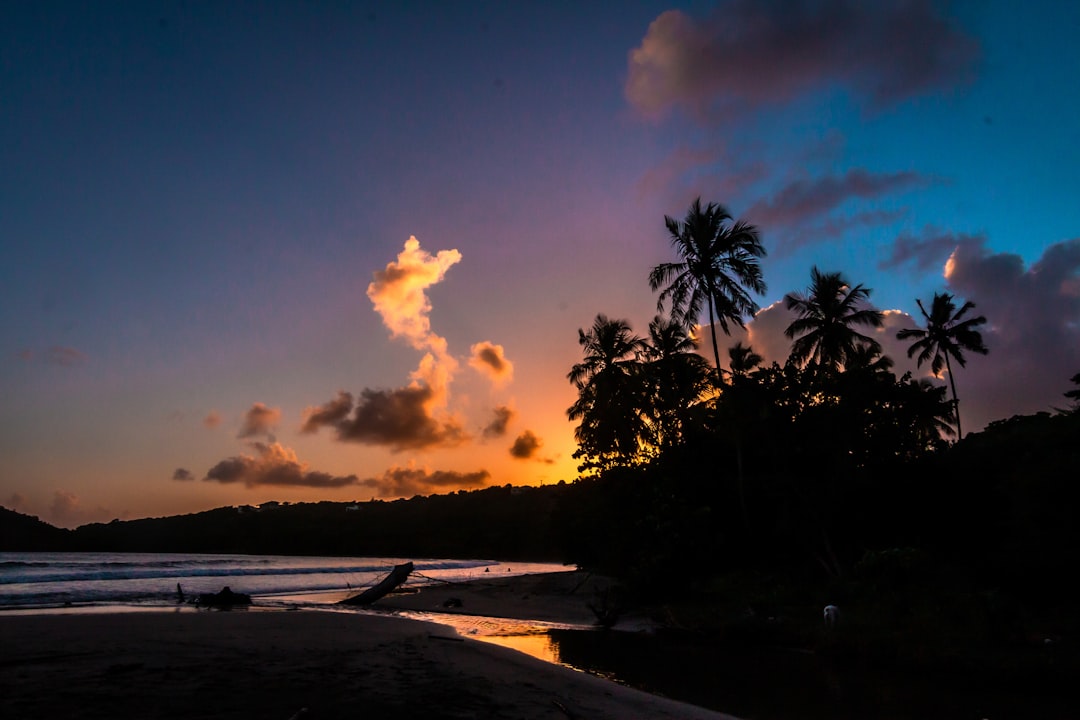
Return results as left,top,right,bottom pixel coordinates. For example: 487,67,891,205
47,490,116,528
201,442,359,489
941,237,1080,426
301,386,467,452
713,236,1080,433
358,465,491,498
626,3,978,251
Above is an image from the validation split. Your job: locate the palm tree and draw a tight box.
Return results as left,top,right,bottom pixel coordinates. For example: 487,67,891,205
649,198,767,384
641,315,713,449
784,267,884,373
844,343,894,376
727,341,763,378
896,292,988,439
567,314,648,470
1066,372,1080,413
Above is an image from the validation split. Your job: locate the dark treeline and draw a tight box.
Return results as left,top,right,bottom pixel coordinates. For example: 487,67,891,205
0,485,567,560
3,405,1075,613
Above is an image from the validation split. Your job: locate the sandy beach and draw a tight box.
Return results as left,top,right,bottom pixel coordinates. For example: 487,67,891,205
0,572,733,719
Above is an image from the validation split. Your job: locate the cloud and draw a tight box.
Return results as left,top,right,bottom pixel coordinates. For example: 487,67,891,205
509,430,549,462
302,386,467,452
745,169,927,252
203,411,222,429
172,468,195,481
46,346,87,367
709,301,921,378
237,402,281,439
359,464,491,498
626,1,979,121
469,341,514,385
303,237,469,452
482,405,515,439
879,229,985,271
300,391,354,433
16,346,88,366
47,490,116,528
367,236,461,356
939,237,1080,428
713,237,1080,433
6,493,28,512
202,442,359,488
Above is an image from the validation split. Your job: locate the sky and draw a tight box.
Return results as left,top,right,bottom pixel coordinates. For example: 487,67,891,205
2,1,1078,528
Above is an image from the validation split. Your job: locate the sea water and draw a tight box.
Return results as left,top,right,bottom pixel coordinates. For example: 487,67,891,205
0,551,567,610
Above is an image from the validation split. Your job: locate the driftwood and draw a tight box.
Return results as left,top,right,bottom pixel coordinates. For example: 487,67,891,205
339,562,414,606
195,586,252,608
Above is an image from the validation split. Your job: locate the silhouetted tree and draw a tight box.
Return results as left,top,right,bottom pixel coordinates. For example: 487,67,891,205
567,315,649,472
726,341,763,377
649,198,767,384
641,315,713,449
784,267,884,374
896,292,988,439
1064,372,1080,413
713,343,766,533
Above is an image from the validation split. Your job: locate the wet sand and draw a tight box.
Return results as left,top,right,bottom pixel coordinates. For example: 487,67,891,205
0,572,733,719
381,569,626,625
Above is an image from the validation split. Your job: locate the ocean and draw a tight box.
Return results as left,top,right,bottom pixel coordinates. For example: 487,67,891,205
0,551,568,610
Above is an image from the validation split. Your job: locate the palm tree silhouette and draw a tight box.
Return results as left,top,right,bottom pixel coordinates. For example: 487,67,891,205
1066,373,1080,413
642,315,713,449
784,267,884,373
726,341,764,378
567,314,648,469
896,292,988,439
649,198,767,384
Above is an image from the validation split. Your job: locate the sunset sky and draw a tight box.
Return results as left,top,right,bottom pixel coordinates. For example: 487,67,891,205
3,1,1078,527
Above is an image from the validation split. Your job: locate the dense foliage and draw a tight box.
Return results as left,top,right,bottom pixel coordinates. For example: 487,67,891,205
558,197,1078,631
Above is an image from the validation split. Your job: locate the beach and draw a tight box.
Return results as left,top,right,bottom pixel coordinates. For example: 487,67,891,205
0,572,733,720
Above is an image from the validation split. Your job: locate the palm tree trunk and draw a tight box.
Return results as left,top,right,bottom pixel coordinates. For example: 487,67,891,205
944,353,962,439
707,298,724,386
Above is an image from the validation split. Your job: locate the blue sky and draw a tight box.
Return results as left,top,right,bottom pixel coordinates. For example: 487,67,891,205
2,1,1078,526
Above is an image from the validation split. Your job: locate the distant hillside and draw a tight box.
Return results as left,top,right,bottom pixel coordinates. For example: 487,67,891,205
0,507,71,551
1,484,573,561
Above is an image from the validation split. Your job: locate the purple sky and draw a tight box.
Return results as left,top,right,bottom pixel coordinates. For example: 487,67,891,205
2,1,1078,527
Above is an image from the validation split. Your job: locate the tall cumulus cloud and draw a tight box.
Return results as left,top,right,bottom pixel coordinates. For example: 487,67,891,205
302,237,469,451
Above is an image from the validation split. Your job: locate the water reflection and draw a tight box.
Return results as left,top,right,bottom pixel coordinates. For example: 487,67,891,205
478,632,561,665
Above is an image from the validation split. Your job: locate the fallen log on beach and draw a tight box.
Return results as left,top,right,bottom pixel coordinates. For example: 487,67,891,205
195,586,252,608
339,562,414,606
